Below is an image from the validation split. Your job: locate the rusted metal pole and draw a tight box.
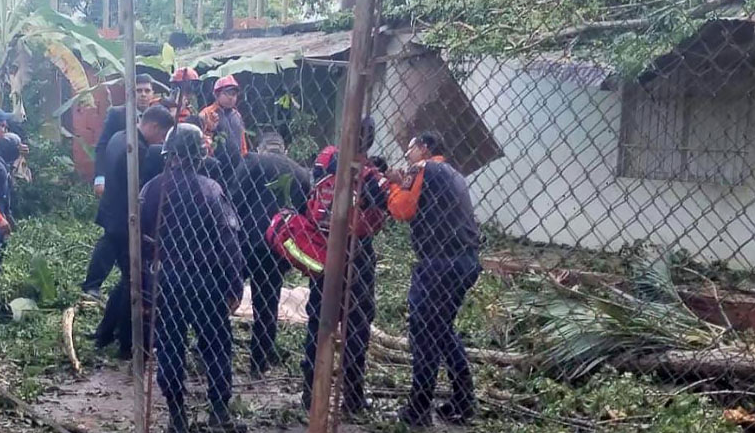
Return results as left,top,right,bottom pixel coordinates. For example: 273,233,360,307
122,0,145,430
307,0,377,432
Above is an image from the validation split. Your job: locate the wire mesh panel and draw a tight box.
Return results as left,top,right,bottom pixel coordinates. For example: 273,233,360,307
114,4,755,433
356,7,755,433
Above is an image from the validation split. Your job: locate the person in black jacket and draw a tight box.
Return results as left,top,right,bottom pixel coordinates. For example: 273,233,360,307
231,132,310,376
141,123,246,433
82,73,154,298
93,105,172,358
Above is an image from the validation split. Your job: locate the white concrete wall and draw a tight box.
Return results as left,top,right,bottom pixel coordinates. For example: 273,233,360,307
462,58,755,268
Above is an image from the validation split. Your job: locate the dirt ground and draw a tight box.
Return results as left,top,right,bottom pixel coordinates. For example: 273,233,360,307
1,287,374,433
1,286,471,433
13,365,461,432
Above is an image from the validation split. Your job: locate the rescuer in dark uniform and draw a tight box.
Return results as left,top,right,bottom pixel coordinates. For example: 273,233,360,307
301,118,389,415
230,131,310,376
386,131,481,427
140,123,246,433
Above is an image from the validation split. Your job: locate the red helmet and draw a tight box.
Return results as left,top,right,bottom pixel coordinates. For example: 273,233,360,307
171,67,199,83
214,75,240,93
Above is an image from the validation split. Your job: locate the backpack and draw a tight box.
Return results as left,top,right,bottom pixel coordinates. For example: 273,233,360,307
265,146,388,275
265,208,327,276
306,146,388,239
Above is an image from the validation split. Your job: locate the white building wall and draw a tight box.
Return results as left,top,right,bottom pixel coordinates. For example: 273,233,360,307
463,58,755,268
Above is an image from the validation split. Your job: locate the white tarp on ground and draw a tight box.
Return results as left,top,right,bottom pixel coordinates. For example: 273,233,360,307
235,285,310,325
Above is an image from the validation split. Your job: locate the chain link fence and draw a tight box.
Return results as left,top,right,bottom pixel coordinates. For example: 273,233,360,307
119,4,755,433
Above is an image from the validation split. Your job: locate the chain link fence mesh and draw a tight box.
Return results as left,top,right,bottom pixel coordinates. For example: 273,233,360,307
119,5,755,433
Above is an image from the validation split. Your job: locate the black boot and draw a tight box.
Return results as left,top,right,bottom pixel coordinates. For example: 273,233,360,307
398,388,434,428
342,385,371,416
397,405,432,428
301,391,312,413
249,357,269,379
207,401,247,433
165,397,189,433
437,368,476,424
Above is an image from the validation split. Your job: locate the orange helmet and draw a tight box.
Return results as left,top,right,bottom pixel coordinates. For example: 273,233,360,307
214,75,239,93
171,67,199,83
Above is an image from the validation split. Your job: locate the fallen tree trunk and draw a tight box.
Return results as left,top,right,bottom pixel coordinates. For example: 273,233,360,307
369,342,412,365
480,256,622,287
371,324,755,382
62,307,81,374
612,349,755,381
370,325,534,369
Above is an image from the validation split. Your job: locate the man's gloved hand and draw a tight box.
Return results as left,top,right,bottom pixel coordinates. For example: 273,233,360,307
386,168,404,185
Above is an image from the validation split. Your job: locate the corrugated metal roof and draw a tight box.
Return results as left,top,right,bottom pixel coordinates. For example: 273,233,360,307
177,30,352,64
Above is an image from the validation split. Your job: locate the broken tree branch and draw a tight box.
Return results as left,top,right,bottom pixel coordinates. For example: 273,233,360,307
0,386,73,433
532,0,737,44
62,307,81,374
612,349,755,380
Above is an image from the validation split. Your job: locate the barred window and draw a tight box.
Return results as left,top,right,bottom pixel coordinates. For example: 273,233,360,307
618,73,753,186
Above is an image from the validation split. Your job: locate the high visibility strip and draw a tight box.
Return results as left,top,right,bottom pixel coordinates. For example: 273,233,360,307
283,238,324,273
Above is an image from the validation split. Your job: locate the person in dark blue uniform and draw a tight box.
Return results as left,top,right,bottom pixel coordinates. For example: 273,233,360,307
230,131,310,376
140,123,246,433
387,131,481,426
0,123,25,249
83,73,155,298
301,118,389,414
93,105,172,358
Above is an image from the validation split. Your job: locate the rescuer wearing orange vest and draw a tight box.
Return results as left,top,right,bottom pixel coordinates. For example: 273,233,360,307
150,67,199,122
200,75,248,190
386,132,481,427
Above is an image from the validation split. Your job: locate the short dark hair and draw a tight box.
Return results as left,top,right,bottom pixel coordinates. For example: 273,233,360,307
136,74,154,86
418,131,443,156
368,156,388,173
141,105,174,129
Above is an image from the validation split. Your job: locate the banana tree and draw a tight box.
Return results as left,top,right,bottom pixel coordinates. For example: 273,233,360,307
0,3,124,119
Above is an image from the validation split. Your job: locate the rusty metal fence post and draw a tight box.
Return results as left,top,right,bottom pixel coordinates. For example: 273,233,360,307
307,1,378,431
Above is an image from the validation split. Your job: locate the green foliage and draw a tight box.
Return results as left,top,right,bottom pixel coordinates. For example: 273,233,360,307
13,137,97,220
509,370,738,432
318,10,353,33
0,305,103,399
497,249,726,379
0,216,105,308
28,254,56,306
381,0,736,78
287,110,319,166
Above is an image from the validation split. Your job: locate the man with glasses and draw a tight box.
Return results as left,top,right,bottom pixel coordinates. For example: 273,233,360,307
386,132,481,427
